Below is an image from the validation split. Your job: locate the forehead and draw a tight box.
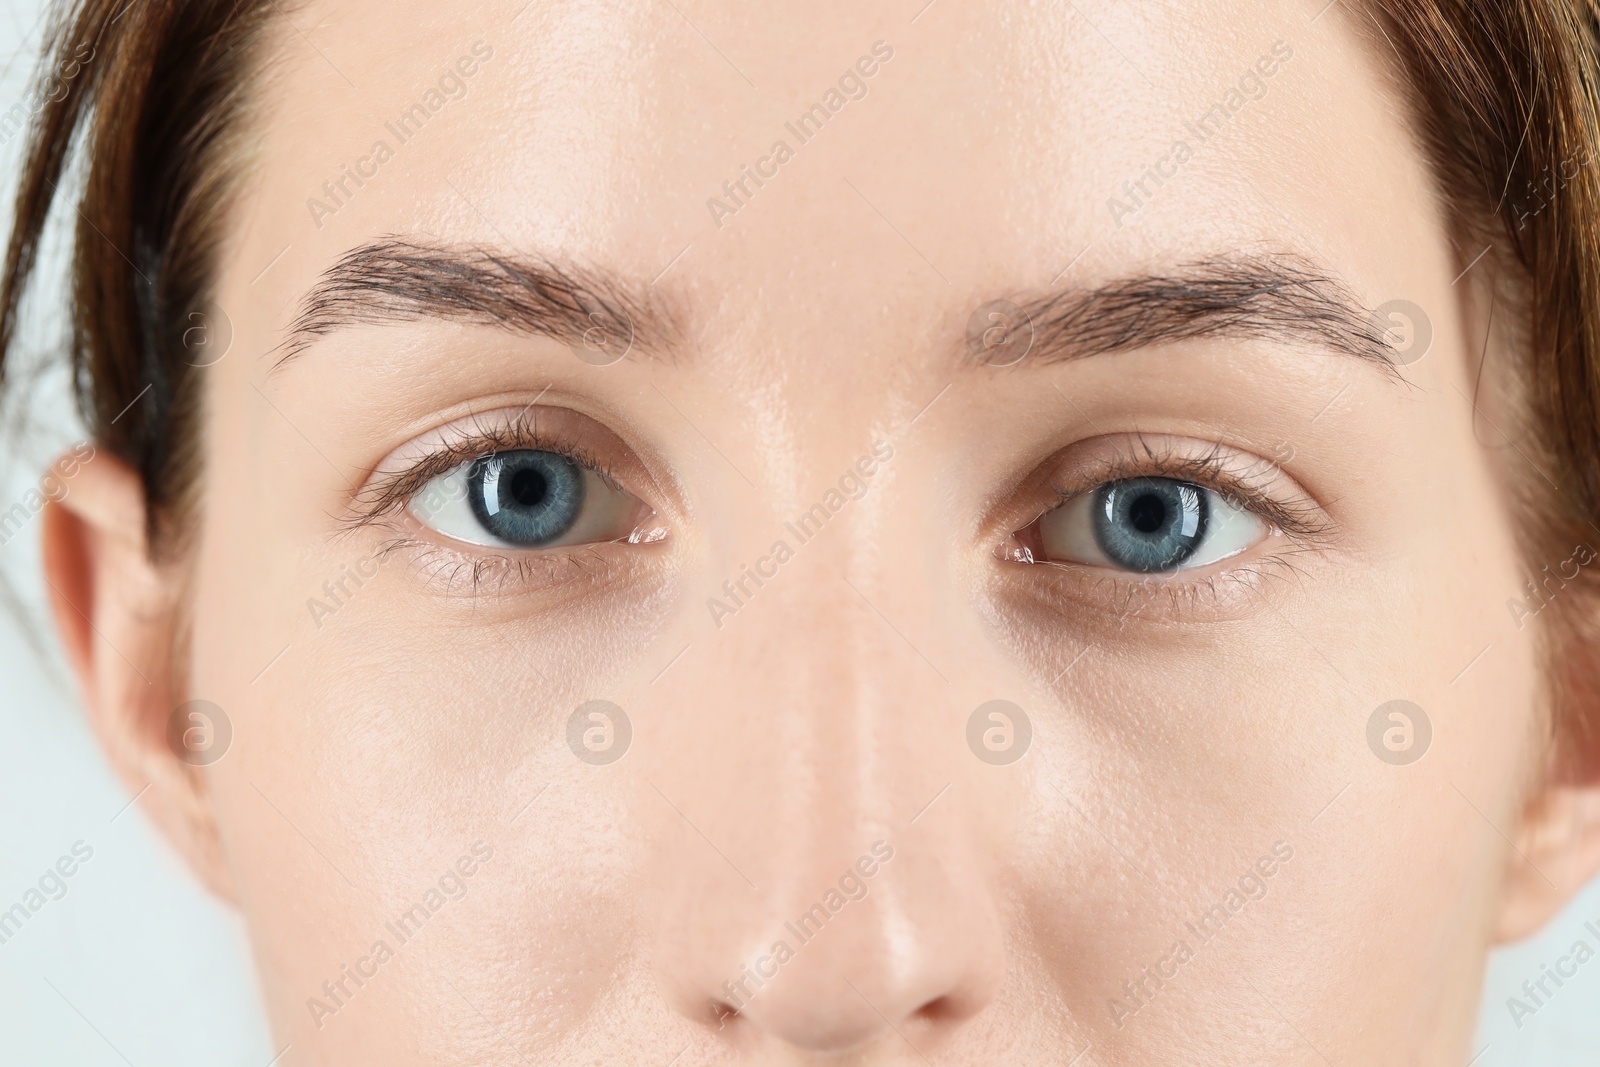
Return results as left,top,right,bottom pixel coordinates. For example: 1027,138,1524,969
230,0,1439,345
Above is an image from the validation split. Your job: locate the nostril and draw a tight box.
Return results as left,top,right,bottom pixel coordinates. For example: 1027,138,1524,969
914,994,958,1024
912,987,990,1029
706,999,741,1033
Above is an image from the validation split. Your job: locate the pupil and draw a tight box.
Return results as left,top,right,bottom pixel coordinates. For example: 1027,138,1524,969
510,468,548,507
1128,493,1166,534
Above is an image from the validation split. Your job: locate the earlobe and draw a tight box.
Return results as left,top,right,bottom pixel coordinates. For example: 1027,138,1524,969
39,449,237,903
1495,782,1600,942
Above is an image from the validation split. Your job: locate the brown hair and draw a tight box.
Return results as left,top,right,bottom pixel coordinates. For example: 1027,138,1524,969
1,1,1598,753
0,0,274,555
1363,1,1600,767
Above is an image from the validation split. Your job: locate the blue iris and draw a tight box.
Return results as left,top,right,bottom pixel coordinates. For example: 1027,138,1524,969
1092,477,1208,572
466,450,585,546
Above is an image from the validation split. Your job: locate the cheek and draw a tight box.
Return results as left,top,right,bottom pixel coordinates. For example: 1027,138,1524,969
988,402,1540,1053
201,612,663,1054
190,452,677,1052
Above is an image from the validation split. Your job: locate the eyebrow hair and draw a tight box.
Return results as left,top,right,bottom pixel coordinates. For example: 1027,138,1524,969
278,244,1395,378
996,254,1399,372
273,239,679,369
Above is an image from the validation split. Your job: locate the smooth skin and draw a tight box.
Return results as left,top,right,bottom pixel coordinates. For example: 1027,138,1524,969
38,0,1600,1063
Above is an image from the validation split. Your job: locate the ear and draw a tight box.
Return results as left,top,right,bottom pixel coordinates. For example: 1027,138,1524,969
1495,783,1600,941
40,447,236,903
1494,646,1600,941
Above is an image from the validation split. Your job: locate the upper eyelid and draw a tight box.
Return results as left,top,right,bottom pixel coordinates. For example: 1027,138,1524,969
1042,443,1334,542
1050,441,1263,493
346,411,627,529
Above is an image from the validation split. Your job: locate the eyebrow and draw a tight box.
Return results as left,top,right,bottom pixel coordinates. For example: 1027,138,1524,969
273,239,679,369
277,243,1396,375
994,254,1399,372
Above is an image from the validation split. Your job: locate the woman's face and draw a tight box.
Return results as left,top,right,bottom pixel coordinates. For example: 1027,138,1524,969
66,0,1600,1062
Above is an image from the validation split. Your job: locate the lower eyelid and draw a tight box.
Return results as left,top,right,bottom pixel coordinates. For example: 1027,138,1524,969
384,537,630,602
1013,550,1309,627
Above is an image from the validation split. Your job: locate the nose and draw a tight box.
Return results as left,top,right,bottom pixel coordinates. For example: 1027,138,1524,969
694,842,998,1052
645,536,1007,1053
722,846,1000,1052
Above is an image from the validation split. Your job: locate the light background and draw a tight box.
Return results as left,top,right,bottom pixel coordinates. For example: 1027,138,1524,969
0,1,1594,1063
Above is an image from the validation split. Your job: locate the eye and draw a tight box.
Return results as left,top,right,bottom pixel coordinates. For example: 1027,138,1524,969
409,449,648,549
1033,476,1268,572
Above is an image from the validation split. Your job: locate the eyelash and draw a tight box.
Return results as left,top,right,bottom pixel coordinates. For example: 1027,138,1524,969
1043,439,1331,544
348,409,623,525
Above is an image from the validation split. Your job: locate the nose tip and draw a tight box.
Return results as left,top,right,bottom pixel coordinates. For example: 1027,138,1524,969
657,840,1003,1054
720,926,991,1053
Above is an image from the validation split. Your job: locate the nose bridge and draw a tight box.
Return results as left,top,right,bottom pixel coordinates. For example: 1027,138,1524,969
645,482,1005,1050
696,456,934,829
